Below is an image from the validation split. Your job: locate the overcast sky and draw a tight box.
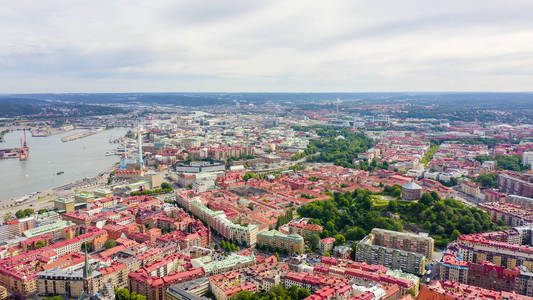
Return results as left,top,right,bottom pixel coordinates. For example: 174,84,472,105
1,0,533,93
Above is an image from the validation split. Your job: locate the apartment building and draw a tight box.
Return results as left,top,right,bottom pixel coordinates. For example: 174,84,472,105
479,201,533,226
288,219,323,240
498,173,533,198
355,235,427,275
370,228,434,258
257,230,304,254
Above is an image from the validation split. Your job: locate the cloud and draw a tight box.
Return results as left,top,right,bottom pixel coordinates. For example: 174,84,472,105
1,0,533,92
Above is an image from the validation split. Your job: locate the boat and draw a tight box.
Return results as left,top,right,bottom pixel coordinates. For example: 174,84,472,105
105,151,115,156
56,171,64,175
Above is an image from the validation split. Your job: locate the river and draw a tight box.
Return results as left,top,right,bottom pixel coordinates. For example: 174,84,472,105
0,128,127,201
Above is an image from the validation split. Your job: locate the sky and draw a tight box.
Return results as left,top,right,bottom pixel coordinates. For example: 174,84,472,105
1,0,533,93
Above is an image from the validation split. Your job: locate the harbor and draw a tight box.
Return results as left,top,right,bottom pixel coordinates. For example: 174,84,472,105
60,128,103,142
0,129,30,160
0,127,127,201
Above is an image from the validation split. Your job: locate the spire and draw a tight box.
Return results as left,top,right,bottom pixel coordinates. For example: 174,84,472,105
137,125,144,168
83,246,92,279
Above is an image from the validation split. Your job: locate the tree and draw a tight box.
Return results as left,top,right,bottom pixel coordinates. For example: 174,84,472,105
115,287,147,300
451,229,461,241
38,208,48,214
345,227,366,241
35,240,46,249
3,212,12,222
242,172,256,181
81,241,92,252
161,182,172,190
309,234,320,251
297,288,311,299
475,173,498,188
334,234,346,246
105,239,117,249
419,193,435,206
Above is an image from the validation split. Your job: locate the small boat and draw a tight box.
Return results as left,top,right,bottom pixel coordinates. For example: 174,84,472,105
56,171,64,175
105,151,115,156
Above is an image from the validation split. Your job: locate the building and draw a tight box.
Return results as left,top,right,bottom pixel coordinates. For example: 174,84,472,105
401,181,422,201
54,197,75,212
498,173,533,198
183,198,258,247
0,285,7,300
507,195,533,210
257,230,304,254
319,238,336,254
438,254,470,284
23,219,75,239
524,152,533,170
0,228,108,295
370,228,434,258
478,202,533,226
191,253,256,276
37,251,103,299
166,277,210,300
75,191,95,204
418,280,533,300
128,254,204,300
355,234,426,275
209,271,257,300
175,161,226,173
460,180,484,200
288,219,323,240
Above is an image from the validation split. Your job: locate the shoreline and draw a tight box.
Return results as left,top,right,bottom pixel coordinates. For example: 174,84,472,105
0,162,118,215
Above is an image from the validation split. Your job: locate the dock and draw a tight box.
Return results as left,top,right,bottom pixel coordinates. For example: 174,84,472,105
61,129,98,142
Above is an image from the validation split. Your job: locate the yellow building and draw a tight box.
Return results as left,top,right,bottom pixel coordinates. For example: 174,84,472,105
0,285,7,300
75,192,95,204
54,197,75,212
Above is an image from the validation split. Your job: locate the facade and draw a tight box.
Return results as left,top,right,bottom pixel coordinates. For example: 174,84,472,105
478,201,533,226
257,230,304,254
191,253,256,276
0,285,6,300
166,277,210,300
418,280,533,300
460,181,484,200
75,191,95,204
524,152,533,169
401,181,422,201
507,195,533,210
456,229,533,271
319,238,336,254
54,197,75,212
498,173,533,198
370,228,434,258
37,255,103,299
175,161,226,174
355,235,426,275
288,219,323,240
182,198,258,247
0,228,108,295
128,254,204,300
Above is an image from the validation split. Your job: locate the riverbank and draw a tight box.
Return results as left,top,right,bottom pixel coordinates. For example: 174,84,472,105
0,127,127,201
0,163,119,216
61,128,103,142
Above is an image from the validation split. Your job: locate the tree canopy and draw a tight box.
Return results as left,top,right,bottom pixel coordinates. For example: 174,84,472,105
297,190,498,248
230,284,310,300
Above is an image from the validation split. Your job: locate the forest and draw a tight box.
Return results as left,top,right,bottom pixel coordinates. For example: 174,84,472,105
297,189,498,248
